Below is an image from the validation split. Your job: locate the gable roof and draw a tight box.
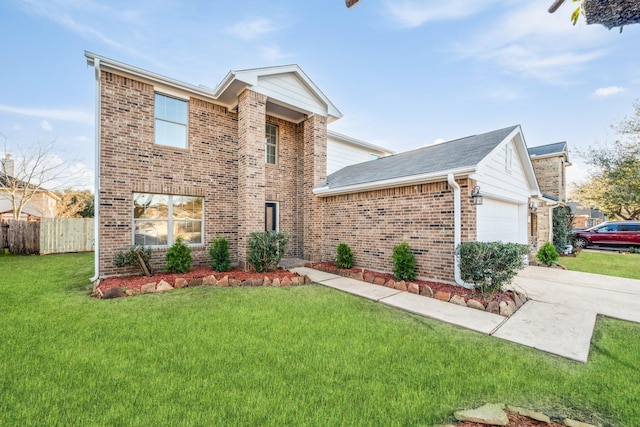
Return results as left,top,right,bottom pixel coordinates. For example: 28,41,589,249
528,141,569,161
214,65,343,123
327,130,395,155
314,125,522,196
85,52,342,124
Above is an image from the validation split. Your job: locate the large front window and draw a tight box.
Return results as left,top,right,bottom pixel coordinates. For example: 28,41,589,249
265,123,278,164
133,193,203,246
155,93,188,148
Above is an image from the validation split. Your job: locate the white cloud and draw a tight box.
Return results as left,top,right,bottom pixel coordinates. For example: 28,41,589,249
593,86,624,97
432,137,446,145
226,18,277,40
0,104,93,125
260,45,290,62
455,1,611,84
384,0,505,27
40,120,53,131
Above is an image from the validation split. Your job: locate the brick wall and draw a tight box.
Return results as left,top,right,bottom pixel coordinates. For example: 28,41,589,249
303,114,327,262
99,71,240,276
531,156,566,201
98,72,320,277
264,115,304,257
319,179,476,283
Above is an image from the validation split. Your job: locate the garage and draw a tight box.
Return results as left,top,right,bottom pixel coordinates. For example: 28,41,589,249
476,198,524,243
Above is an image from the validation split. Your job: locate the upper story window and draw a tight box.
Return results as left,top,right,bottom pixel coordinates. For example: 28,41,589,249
155,93,188,148
133,193,203,247
265,123,278,164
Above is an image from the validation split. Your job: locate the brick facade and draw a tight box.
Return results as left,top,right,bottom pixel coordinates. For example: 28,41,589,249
531,156,566,202
319,179,477,283
98,71,325,277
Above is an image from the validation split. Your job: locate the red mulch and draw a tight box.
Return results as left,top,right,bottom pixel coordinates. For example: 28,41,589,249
309,261,517,305
97,266,299,294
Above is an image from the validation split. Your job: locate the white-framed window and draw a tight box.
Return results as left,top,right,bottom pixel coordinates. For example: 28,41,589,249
133,193,203,247
155,93,188,148
265,123,278,164
265,202,278,231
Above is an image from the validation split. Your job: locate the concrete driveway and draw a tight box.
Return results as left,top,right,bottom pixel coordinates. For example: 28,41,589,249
495,266,640,362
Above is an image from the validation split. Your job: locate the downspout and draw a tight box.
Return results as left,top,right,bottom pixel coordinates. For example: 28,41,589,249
447,173,468,287
90,58,101,283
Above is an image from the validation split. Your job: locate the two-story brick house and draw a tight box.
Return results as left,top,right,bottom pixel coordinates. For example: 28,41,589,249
87,52,551,285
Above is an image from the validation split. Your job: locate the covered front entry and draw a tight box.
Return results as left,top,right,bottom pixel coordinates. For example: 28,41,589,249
476,198,526,243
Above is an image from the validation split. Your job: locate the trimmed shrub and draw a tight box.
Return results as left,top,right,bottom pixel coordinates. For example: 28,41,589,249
335,243,354,269
456,241,529,293
247,231,291,273
113,245,152,276
392,242,416,281
537,241,559,266
163,237,192,274
209,237,231,272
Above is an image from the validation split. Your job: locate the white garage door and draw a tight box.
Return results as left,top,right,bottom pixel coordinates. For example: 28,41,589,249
476,198,521,243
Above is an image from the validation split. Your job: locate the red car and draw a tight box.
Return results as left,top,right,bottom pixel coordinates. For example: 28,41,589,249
573,221,640,249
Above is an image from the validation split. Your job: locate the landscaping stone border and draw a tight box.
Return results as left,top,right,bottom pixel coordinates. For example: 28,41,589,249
93,274,312,299
308,263,528,318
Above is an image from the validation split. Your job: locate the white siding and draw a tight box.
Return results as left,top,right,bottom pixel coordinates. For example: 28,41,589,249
476,138,531,204
327,139,387,175
258,74,325,116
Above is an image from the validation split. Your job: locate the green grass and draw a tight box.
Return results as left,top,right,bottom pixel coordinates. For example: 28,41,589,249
2,253,640,426
560,250,640,280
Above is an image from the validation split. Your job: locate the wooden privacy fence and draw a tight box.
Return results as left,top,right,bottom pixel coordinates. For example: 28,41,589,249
1,218,94,255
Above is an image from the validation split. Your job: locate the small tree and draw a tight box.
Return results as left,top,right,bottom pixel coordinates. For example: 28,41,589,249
335,243,354,269
164,237,192,274
247,231,290,273
209,236,231,272
553,205,574,253
55,188,94,218
1,135,82,219
537,241,559,266
392,242,416,281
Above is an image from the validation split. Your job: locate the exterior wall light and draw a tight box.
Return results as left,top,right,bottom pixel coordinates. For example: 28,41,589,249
471,186,483,205
529,201,537,212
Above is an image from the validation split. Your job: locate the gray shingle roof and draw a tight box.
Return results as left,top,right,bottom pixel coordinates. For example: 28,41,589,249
528,142,567,158
317,125,518,190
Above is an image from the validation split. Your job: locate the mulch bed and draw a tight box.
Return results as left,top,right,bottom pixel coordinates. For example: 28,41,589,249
97,266,300,295
308,261,519,305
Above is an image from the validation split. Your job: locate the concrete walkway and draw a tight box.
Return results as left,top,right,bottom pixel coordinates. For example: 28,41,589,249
290,266,640,363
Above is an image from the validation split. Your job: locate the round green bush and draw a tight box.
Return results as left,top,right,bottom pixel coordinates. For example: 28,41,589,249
537,241,559,266
335,243,354,269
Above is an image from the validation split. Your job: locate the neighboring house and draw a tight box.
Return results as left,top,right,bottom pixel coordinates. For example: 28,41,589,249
568,201,607,229
326,131,394,175
86,52,551,285
527,142,571,249
0,154,58,221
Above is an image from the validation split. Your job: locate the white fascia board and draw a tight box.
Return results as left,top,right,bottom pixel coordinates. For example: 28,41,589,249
328,130,395,155
85,51,221,103
313,167,476,197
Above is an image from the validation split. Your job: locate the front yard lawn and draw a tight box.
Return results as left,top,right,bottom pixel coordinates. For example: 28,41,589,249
1,253,639,426
560,250,640,280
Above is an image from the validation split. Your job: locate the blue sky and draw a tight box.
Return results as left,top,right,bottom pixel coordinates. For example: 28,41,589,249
1,0,638,190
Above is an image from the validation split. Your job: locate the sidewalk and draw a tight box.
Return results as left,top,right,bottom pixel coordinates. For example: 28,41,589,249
288,266,640,363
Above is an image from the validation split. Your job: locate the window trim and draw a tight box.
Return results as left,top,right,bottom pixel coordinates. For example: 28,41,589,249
265,123,278,164
154,92,189,149
132,193,204,248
